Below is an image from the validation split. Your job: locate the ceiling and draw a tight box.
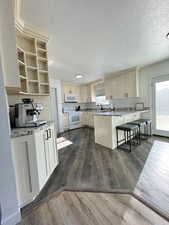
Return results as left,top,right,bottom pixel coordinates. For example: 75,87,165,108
21,0,169,84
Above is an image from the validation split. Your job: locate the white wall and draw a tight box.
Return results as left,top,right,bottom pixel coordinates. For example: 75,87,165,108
139,59,169,107
0,58,20,225
0,0,20,88
0,1,21,224
139,58,169,119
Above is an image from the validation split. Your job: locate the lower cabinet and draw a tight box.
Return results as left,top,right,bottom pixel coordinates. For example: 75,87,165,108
11,123,59,208
11,135,37,208
80,112,94,128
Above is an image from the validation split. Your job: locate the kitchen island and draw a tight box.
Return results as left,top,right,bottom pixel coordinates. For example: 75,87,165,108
94,110,148,150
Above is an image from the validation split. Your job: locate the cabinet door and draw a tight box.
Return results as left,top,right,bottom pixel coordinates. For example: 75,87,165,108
80,85,86,103
11,135,37,207
105,78,112,100
45,125,58,176
47,128,58,174
127,71,137,97
34,129,48,191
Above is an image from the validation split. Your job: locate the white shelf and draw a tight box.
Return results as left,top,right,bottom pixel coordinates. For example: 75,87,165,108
25,51,36,56
16,30,49,95
38,47,47,52
19,75,27,79
18,59,25,65
26,65,37,70
38,57,48,62
28,80,39,83
40,82,49,85
39,69,48,73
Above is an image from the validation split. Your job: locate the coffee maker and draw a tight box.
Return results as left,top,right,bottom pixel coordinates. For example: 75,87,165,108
14,99,47,128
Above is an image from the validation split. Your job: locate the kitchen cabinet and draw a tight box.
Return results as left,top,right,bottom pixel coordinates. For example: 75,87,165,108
80,112,94,128
105,67,138,100
34,123,58,190
11,123,58,208
61,82,80,103
11,135,38,208
6,21,49,95
79,84,91,103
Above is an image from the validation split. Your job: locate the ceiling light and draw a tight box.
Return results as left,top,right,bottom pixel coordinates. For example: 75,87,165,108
166,32,169,39
75,74,84,79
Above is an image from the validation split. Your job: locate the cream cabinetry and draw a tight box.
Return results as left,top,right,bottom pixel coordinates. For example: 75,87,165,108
34,123,58,190
80,112,94,127
11,135,38,208
105,68,138,100
6,22,49,95
11,123,58,208
79,84,91,103
61,82,80,103
15,31,49,95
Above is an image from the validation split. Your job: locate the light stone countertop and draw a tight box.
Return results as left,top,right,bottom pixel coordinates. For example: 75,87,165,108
94,110,149,116
11,121,54,138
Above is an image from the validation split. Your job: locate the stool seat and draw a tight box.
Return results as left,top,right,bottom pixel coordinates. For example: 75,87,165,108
137,119,151,124
116,123,139,131
128,120,146,126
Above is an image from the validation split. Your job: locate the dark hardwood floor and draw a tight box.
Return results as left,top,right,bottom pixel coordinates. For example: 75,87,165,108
22,127,169,216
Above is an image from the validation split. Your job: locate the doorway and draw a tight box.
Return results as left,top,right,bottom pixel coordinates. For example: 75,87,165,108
152,75,169,137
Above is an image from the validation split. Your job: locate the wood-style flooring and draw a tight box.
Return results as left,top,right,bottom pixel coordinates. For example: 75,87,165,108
134,140,169,219
40,127,151,194
23,128,169,219
19,191,169,225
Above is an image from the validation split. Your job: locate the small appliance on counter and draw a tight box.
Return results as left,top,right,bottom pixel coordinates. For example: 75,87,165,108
10,98,47,128
75,105,81,111
135,102,144,111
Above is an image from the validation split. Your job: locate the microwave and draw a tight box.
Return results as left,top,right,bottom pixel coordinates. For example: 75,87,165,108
64,94,78,103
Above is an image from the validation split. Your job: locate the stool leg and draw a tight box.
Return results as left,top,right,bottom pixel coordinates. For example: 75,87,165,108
138,126,141,144
116,129,119,149
150,122,152,136
129,131,132,152
124,130,127,144
138,127,140,144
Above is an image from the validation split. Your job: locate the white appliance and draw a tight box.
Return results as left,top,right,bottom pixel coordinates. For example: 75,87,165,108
64,94,78,103
68,111,81,129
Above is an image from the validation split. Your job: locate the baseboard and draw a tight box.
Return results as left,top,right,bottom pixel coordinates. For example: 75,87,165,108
2,209,21,225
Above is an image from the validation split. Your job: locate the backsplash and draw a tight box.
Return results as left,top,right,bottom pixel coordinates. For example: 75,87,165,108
63,97,147,111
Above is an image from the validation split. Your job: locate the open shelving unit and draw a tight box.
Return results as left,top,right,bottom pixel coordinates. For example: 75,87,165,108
16,30,50,95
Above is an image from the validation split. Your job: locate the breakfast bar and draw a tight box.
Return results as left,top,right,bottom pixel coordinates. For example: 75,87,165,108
94,110,148,150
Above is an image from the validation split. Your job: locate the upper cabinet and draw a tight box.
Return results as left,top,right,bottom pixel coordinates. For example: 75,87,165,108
105,68,139,100
61,82,92,103
79,84,91,103
61,82,80,103
5,2,50,96
14,30,49,95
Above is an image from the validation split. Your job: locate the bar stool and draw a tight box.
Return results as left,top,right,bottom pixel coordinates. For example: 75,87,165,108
127,120,147,143
138,119,152,136
130,119,152,137
116,123,140,152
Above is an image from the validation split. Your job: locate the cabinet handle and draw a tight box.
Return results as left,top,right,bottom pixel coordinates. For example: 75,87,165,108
46,130,48,140
47,129,51,139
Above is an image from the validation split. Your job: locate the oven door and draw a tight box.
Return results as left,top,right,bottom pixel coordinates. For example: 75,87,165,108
69,112,80,129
